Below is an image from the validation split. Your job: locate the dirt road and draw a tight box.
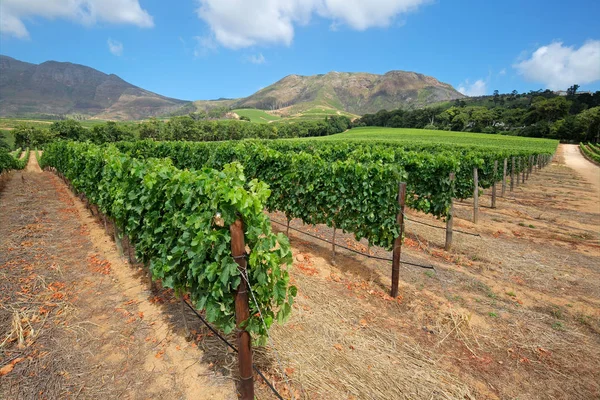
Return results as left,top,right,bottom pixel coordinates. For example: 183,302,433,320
561,143,600,194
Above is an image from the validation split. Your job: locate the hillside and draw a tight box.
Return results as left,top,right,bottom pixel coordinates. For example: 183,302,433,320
232,71,464,115
0,55,189,120
0,56,465,120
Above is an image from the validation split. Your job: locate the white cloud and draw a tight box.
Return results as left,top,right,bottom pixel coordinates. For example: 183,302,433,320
514,40,600,90
0,0,154,39
246,53,266,64
457,79,487,97
195,0,430,49
107,38,123,56
498,68,506,76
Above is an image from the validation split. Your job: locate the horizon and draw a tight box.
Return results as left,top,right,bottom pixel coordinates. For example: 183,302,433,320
1,1,599,101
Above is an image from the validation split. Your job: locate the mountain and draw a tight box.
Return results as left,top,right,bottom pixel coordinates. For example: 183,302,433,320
0,56,465,120
231,71,465,115
0,55,189,120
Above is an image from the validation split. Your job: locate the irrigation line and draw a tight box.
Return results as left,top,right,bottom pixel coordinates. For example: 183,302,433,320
271,218,434,269
401,222,453,298
402,215,481,237
183,299,285,400
271,219,391,261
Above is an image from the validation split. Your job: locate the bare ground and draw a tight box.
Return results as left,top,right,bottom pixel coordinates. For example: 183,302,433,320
1,144,599,400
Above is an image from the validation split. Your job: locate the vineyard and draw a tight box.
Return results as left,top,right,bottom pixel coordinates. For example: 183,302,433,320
580,141,600,164
39,142,296,342
0,147,29,175
3,130,600,400
113,137,556,246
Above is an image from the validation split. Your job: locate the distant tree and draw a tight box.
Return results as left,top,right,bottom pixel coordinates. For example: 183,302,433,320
577,106,600,142
14,124,56,148
138,118,164,139
0,132,10,150
49,120,86,141
493,90,500,105
567,84,580,97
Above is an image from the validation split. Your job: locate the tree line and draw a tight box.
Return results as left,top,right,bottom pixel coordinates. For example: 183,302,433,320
356,86,600,142
10,115,352,149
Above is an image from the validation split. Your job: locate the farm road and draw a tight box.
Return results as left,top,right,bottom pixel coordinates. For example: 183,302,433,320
562,143,600,194
0,153,235,399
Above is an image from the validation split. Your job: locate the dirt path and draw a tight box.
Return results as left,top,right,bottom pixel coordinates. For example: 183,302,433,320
0,153,235,399
561,143,600,194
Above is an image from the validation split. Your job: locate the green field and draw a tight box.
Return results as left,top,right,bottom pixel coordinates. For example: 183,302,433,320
232,109,281,123
283,106,358,121
318,126,558,151
233,107,358,123
0,118,133,130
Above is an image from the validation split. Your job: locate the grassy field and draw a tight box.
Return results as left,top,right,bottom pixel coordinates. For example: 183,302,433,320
284,106,358,121
319,126,558,151
0,118,112,130
232,109,281,123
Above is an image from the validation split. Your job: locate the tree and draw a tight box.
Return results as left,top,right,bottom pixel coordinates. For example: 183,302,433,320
14,124,56,148
49,120,86,141
493,90,500,105
577,106,600,142
0,132,10,150
567,84,580,97
138,118,164,139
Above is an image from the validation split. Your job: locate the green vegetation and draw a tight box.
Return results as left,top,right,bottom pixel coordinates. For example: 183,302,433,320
0,130,13,150
115,140,406,249
232,109,281,123
359,87,600,141
319,127,558,152
40,141,296,341
0,147,29,173
112,136,552,248
580,142,600,163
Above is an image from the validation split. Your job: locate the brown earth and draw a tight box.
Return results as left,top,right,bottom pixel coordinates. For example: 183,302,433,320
1,145,599,400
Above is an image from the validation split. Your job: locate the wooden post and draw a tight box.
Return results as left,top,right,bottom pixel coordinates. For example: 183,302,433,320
502,158,507,197
511,156,515,192
230,219,254,400
445,173,455,251
331,222,337,265
145,261,154,292
521,158,526,184
529,155,534,174
473,167,479,224
391,182,406,298
491,160,498,208
181,298,191,339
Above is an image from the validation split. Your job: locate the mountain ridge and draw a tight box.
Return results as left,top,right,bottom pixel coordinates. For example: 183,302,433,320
230,69,464,115
0,55,189,120
0,55,465,120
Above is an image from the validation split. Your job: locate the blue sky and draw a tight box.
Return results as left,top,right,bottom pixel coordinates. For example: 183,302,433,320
1,0,599,101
